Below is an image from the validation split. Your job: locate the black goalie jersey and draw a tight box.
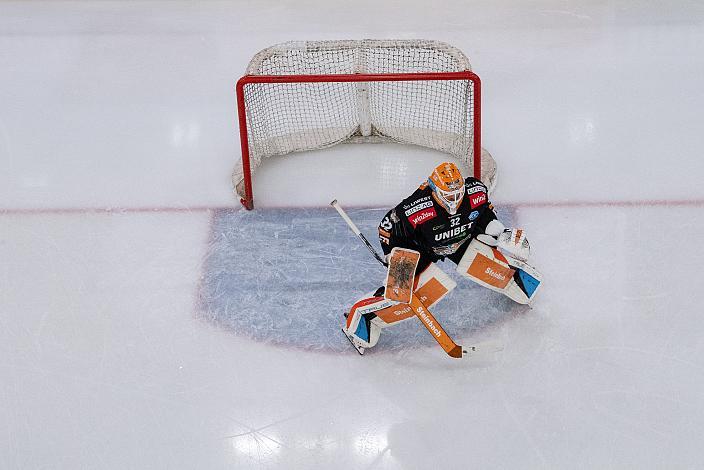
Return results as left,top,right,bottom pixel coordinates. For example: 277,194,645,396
378,177,497,271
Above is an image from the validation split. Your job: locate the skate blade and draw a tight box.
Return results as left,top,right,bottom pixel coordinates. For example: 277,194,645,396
342,328,365,355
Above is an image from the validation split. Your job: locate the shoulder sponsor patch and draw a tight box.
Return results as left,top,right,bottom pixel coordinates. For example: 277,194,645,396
467,183,486,195
469,192,487,208
404,200,433,216
408,207,436,228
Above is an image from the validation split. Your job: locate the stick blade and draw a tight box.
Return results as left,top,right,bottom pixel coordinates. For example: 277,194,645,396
449,345,464,358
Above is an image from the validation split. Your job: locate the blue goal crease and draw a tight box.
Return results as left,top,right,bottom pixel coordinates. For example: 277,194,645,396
198,206,520,352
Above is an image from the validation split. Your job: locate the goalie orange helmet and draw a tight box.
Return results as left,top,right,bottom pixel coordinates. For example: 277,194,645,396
428,162,465,215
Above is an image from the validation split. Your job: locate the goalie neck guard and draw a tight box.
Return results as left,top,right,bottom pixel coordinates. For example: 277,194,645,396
428,162,465,215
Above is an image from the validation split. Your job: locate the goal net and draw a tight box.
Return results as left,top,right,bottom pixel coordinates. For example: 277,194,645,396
235,39,497,209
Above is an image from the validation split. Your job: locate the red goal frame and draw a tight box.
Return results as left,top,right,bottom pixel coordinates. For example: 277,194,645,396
236,71,482,210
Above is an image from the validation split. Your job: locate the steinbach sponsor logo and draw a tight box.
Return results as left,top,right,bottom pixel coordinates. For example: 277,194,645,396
416,307,442,337
485,266,507,281
394,306,413,316
404,200,433,216
434,222,472,241
409,207,436,227
469,192,487,208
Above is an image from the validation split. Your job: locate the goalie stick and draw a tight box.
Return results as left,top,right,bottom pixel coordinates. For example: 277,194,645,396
331,199,470,359
330,199,388,267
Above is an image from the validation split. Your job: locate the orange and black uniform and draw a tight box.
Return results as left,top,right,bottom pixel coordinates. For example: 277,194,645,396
378,177,497,273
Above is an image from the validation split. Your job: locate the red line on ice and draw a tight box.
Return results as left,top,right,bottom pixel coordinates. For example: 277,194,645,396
1,199,704,215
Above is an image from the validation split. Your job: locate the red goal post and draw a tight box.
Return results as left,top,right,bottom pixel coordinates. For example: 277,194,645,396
234,40,496,210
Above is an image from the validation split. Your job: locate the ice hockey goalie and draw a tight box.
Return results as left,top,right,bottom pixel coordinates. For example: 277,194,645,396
342,162,542,355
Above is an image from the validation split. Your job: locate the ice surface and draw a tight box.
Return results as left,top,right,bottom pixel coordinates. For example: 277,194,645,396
199,207,520,353
2,1,704,469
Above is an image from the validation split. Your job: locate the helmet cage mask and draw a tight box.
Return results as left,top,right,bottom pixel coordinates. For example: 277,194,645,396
428,178,464,215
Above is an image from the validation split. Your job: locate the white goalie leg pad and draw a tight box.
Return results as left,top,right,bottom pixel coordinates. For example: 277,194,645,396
344,263,458,352
414,263,457,308
344,293,398,349
457,239,542,304
500,254,542,302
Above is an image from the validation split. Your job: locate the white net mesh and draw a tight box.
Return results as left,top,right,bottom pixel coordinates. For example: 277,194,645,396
235,40,497,203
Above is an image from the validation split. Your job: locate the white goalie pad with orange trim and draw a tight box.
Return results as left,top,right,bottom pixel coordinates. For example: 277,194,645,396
343,262,458,352
384,247,421,303
374,263,456,325
457,239,542,304
414,263,456,309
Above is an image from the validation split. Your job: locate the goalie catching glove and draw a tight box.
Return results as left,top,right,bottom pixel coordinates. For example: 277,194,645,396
476,219,531,262
498,227,530,262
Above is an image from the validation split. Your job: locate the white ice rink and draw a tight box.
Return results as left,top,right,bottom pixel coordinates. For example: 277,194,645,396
2,1,704,468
